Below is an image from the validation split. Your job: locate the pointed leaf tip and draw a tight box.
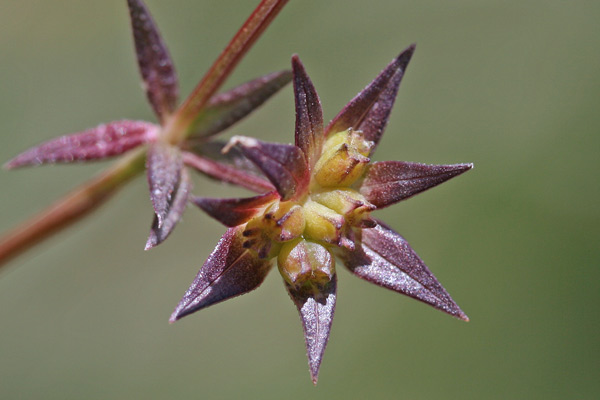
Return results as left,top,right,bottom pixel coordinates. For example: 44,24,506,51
127,0,179,121
170,227,273,322
286,277,337,385
4,121,157,169
145,168,191,250
292,55,324,171
341,221,468,320
146,142,183,228
325,44,416,153
360,161,473,209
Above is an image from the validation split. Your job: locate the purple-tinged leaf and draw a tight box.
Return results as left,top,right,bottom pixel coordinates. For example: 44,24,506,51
182,151,274,194
292,55,324,171
146,142,183,228
127,0,179,121
188,70,292,138
145,168,191,250
170,226,273,322
4,121,157,169
191,191,278,227
285,276,337,385
360,161,473,209
325,45,415,153
185,140,266,180
340,220,468,321
224,136,309,201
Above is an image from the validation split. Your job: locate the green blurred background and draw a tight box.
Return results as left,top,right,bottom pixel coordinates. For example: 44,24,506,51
1,0,598,398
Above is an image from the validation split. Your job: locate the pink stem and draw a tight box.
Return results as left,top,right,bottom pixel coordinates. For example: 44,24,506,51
166,0,289,143
0,150,146,269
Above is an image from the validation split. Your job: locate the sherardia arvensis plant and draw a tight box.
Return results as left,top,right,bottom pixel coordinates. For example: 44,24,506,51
170,45,473,384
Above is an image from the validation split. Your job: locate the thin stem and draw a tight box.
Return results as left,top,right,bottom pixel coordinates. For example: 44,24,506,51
166,0,289,143
0,150,146,270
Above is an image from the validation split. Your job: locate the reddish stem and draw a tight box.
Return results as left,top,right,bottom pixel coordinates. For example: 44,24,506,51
0,150,146,269
166,0,289,143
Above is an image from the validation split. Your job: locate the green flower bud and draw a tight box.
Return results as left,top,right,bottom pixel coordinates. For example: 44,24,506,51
277,239,335,288
263,201,305,242
311,188,375,227
313,129,373,188
302,199,344,245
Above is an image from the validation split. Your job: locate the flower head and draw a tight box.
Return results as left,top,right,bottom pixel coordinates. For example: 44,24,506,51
170,45,472,384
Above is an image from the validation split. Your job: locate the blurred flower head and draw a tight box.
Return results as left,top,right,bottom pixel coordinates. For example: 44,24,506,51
4,0,291,250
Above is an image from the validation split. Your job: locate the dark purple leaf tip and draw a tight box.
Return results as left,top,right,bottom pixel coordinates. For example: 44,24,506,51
170,227,273,322
325,44,416,153
360,161,473,209
292,55,324,170
341,221,468,321
285,276,337,385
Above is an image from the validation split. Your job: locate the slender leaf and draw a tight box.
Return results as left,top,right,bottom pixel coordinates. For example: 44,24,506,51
188,70,292,138
5,121,157,169
285,277,337,385
292,55,324,170
340,220,468,321
325,45,415,153
170,226,273,322
145,168,191,250
360,161,473,209
146,142,183,228
185,140,265,179
182,151,274,193
127,0,179,121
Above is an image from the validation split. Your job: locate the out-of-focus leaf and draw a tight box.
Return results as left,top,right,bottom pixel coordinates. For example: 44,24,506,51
127,0,179,121
146,142,183,228
4,121,157,169
191,191,278,227
325,45,415,153
340,220,468,321
170,226,273,322
292,55,324,171
145,168,191,250
285,276,337,385
359,161,473,209
188,70,292,138
185,140,265,179
225,136,309,201
182,151,274,194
